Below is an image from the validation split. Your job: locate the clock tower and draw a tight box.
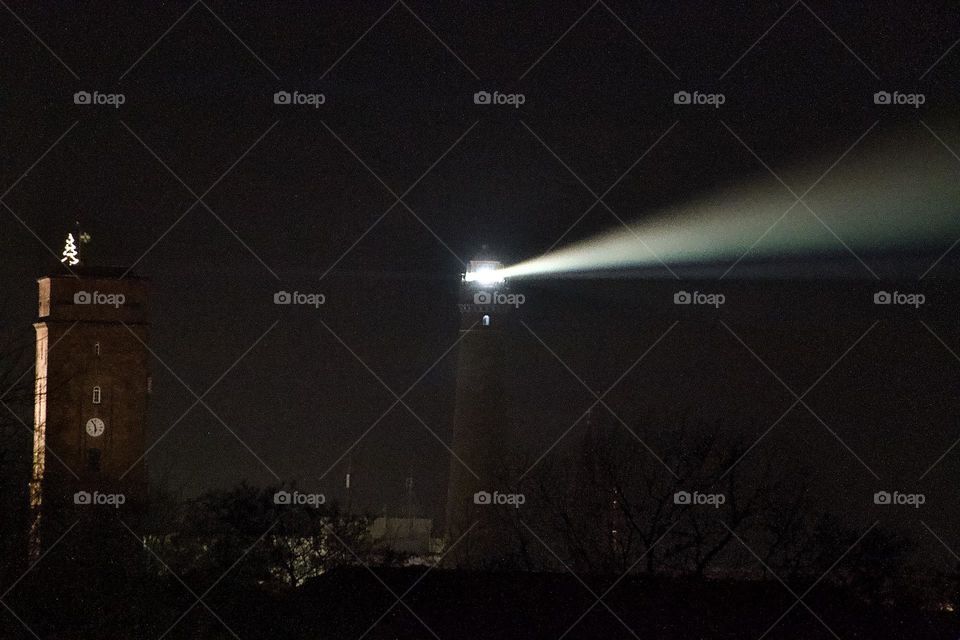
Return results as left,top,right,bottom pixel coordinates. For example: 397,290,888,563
29,267,150,555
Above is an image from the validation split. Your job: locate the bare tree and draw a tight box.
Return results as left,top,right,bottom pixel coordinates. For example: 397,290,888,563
500,410,820,580
0,327,36,577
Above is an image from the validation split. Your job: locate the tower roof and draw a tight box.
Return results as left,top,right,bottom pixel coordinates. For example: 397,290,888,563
40,265,148,281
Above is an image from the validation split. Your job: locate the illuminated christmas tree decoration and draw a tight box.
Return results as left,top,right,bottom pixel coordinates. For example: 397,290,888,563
61,233,79,266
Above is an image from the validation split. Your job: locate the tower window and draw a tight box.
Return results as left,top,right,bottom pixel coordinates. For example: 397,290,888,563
482,315,491,327
95,342,101,356
87,448,101,473
92,386,101,404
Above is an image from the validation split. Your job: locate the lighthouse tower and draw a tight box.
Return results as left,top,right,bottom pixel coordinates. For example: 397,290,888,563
445,256,517,567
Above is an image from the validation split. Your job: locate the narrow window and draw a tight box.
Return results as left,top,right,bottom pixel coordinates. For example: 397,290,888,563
94,342,101,356
87,448,101,473
482,315,491,327
92,386,101,404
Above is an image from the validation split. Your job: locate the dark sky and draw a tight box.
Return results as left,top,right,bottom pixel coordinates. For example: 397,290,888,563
2,1,960,561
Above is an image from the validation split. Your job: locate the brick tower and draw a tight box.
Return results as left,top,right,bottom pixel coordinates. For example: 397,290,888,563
29,267,150,556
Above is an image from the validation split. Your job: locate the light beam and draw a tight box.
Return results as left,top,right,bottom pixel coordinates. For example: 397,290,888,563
493,125,960,281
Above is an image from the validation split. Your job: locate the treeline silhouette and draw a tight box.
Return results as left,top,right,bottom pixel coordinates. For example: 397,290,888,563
1,420,959,638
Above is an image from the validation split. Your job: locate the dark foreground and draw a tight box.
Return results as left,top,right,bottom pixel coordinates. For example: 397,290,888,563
5,567,959,639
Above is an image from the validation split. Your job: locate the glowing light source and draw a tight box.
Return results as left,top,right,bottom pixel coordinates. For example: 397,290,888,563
61,233,79,266
464,259,506,285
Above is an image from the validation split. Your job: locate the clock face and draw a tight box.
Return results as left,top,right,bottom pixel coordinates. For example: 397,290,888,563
85,417,105,437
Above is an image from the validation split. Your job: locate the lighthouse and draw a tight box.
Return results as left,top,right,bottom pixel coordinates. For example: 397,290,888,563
445,255,518,567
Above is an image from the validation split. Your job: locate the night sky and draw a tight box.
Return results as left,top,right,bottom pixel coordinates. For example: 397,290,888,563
2,1,960,564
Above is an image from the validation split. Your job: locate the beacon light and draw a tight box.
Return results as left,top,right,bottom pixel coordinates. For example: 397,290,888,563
464,259,506,285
